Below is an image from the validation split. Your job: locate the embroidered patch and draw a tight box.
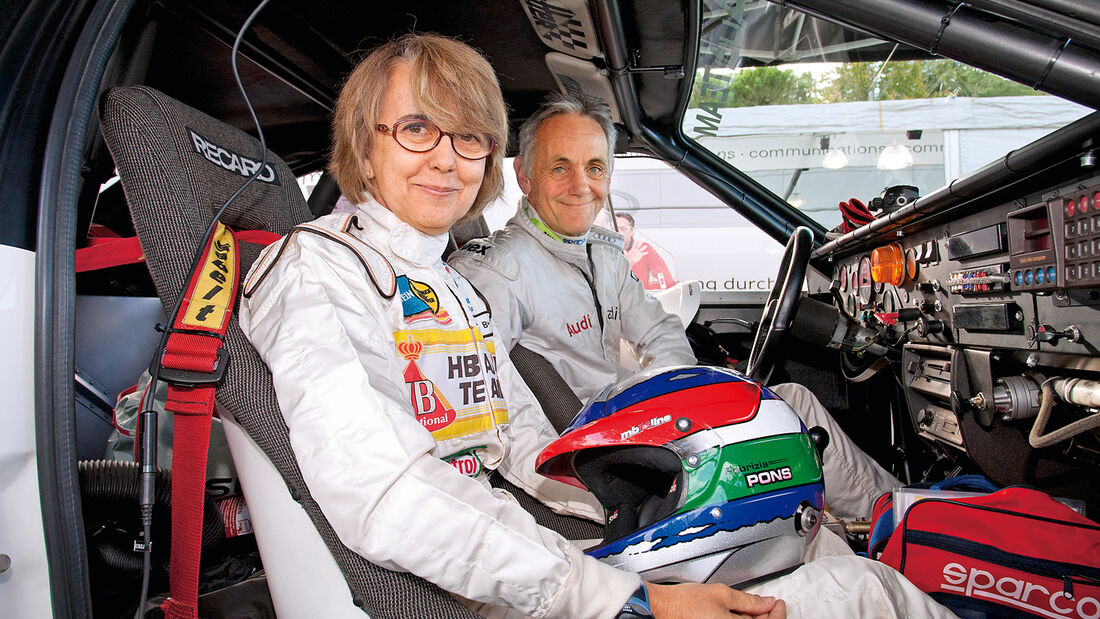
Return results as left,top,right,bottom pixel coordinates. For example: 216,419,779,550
398,338,458,432
393,328,509,442
443,447,485,478
181,222,236,329
397,275,452,324
460,241,490,255
187,127,280,185
590,231,621,246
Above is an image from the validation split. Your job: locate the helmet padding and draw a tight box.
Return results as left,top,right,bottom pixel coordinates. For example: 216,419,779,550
574,446,684,542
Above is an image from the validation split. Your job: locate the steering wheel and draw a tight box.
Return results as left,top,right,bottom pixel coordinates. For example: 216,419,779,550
746,226,814,382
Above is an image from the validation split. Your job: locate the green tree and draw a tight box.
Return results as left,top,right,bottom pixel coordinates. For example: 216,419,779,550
818,61,877,102
689,66,814,108
818,59,1040,103
728,66,814,107
690,69,737,107
923,61,1036,97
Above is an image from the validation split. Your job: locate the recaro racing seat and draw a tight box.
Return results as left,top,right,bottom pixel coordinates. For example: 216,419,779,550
98,85,481,618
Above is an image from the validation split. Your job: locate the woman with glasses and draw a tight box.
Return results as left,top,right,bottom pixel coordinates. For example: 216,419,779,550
240,33,782,619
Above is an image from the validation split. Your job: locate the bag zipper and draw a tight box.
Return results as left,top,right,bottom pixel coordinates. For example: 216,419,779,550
904,529,1100,590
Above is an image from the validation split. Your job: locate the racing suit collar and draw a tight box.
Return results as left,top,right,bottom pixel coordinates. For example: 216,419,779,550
352,197,450,266
517,198,590,267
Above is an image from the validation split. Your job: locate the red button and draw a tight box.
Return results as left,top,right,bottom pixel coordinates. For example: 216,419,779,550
1082,195,1091,213
1067,200,1077,217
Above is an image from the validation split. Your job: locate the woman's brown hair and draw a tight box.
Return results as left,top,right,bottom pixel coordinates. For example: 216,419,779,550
329,33,508,221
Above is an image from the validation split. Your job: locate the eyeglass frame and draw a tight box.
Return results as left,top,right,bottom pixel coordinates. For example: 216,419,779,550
375,118,496,161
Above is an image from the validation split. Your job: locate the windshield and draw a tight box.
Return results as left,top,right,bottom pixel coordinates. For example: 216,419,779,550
682,1,1091,234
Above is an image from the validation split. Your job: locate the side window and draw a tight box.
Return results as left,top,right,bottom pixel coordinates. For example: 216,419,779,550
297,170,323,199
602,157,783,295
482,158,526,232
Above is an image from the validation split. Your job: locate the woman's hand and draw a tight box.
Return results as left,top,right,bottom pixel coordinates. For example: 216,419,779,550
646,582,786,619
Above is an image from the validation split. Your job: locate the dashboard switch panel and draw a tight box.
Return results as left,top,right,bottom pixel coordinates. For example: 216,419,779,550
947,264,1010,294
1007,180,1100,291
1007,202,1060,291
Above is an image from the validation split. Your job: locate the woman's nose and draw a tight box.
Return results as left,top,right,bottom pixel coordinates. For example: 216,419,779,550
428,135,458,171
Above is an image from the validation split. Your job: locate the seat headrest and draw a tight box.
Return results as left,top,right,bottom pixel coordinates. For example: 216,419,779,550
99,85,310,235
99,85,313,302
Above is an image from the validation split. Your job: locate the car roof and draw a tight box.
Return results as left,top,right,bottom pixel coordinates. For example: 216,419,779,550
141,0,691,172
141,0,1100,172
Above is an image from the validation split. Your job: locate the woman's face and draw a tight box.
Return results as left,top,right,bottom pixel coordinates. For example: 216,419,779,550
365,62,486,236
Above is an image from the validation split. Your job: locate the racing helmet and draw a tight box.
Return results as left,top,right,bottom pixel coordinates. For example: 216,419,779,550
536,365,826,587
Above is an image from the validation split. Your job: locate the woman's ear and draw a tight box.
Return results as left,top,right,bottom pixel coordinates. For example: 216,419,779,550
363,158,374,180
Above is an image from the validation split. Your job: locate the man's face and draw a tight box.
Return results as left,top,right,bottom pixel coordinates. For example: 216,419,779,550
515,113,610,237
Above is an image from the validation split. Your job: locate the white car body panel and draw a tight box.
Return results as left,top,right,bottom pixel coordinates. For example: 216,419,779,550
0,245,53,617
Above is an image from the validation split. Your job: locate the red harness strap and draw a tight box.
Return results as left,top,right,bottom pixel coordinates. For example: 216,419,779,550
157,222,240,619
75,229,280,272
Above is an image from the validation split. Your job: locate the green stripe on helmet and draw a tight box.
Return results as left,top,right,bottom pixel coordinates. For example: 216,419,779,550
681,433,823,512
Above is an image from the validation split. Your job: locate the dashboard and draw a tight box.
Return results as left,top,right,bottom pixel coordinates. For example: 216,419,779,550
809,171,1100,508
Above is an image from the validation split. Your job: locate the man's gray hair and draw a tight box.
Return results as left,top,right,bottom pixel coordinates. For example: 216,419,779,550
517,93,617,177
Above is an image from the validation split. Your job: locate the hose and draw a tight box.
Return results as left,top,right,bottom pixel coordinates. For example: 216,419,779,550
1029,378,1100,448
78,459,226,575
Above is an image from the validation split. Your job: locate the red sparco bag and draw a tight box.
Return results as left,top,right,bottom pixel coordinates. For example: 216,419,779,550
879,487,1100,618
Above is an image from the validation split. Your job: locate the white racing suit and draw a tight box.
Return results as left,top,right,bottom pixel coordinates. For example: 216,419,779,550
448,200,696,402
449,202,900,521
748,548,960,618
239,200,639,618
771,382,901,520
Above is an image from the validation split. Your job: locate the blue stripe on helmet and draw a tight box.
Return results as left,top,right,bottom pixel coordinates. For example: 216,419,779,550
586,484,824,559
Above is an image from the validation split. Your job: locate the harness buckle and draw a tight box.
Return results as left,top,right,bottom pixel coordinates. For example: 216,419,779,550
151,347,230,388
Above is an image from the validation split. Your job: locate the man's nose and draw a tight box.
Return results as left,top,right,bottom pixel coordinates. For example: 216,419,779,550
567,167,589,194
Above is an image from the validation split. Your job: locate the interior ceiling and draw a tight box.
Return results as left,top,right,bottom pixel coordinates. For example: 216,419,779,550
141,0,673,172
131,0,1093,174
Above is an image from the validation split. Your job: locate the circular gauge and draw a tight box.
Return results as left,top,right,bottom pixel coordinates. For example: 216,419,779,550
846,295,857,317
882,288,898,314
837,265,848,292
905,248,919,281
849,265,858,291
857,256,875,306
873,279,885,295
900,286,911,305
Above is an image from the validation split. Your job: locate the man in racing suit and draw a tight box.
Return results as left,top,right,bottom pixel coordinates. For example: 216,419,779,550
451,198,695,404
448,94,900,522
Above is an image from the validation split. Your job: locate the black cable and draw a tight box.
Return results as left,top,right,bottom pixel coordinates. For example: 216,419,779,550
133,0,272,616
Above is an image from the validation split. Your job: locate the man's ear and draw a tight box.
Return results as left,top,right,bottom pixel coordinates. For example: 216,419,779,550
514,156,531,195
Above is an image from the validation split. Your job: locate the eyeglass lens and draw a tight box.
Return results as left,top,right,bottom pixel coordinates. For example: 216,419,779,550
393,119,493,159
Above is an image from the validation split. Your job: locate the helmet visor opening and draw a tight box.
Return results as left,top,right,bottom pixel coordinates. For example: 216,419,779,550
574,446,685,543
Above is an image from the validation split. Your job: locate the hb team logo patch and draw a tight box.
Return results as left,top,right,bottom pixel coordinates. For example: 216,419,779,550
397,275,452,324
398,338,457,432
